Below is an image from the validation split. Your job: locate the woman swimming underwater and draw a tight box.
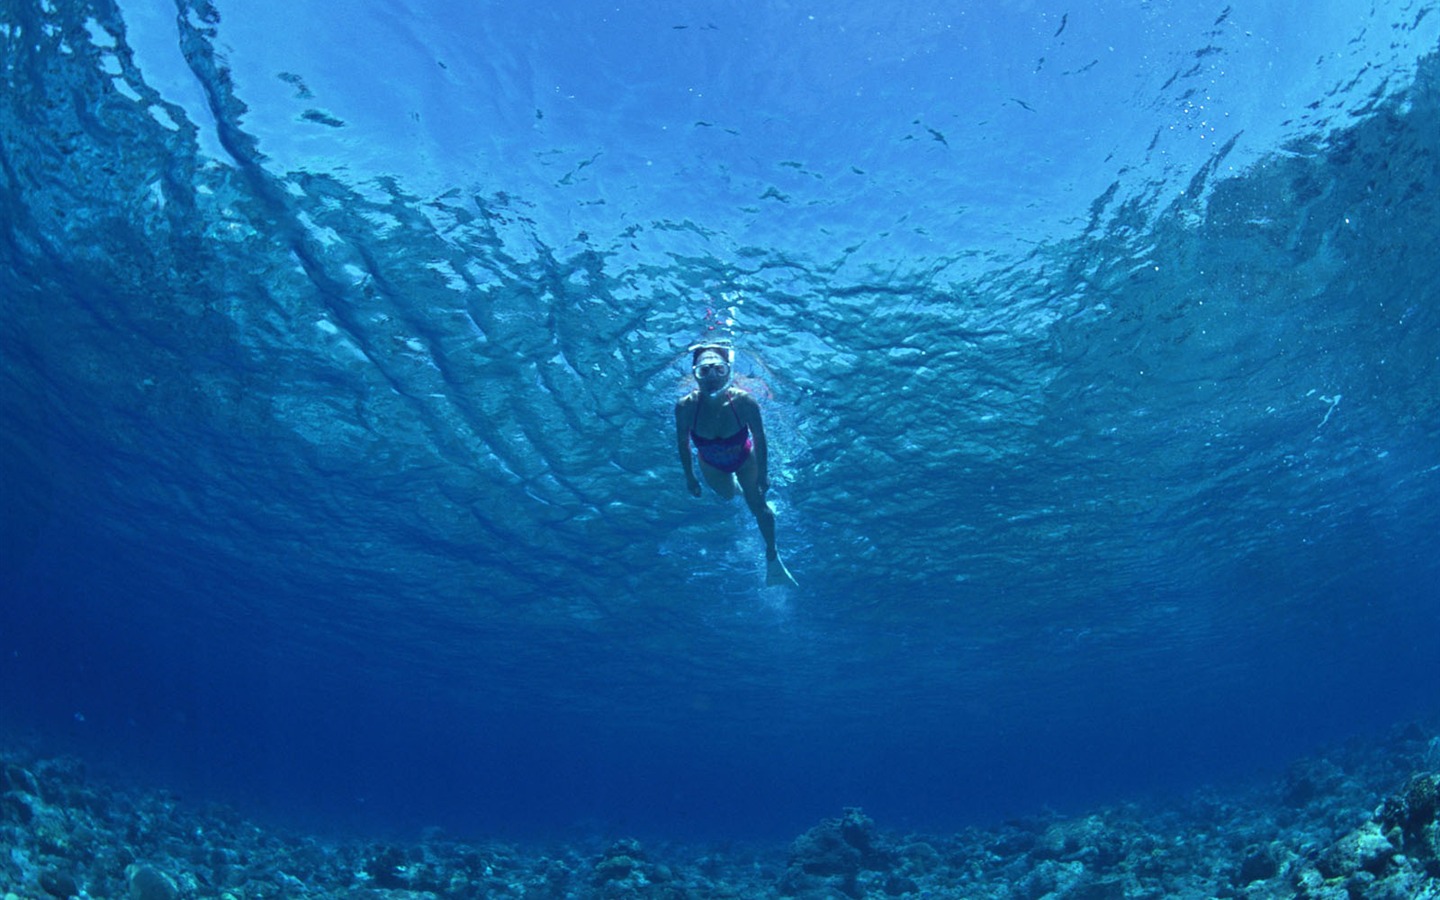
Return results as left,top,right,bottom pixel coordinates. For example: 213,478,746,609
674,344,798,587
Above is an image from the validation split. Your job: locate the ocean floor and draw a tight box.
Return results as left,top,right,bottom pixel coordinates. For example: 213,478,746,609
3,720,1440,900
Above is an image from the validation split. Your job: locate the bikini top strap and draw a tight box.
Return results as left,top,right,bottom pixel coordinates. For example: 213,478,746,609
690,389,745,434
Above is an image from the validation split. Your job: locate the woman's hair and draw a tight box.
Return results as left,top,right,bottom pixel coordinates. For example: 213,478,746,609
691,344,733,366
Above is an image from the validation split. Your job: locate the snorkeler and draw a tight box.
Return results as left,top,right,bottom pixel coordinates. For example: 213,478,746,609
674,344,798,588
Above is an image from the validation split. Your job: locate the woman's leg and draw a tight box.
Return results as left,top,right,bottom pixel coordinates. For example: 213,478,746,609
735,458,778,559
698,460,738,499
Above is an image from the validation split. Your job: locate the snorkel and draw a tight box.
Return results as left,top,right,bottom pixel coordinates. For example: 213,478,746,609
691,344,734,397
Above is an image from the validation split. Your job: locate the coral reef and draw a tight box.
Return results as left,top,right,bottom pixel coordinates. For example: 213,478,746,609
2,720,1440,899
778,808,902,897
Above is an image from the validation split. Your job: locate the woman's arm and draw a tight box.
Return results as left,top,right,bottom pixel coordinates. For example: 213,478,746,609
674,396,700,493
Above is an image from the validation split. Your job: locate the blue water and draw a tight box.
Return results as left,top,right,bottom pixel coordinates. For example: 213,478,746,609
2,0,1439,843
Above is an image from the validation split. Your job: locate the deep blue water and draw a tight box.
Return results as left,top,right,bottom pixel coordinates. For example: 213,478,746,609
2,0,1439,843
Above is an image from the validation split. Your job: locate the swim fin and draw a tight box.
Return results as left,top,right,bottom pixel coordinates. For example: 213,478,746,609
766,554,798,588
